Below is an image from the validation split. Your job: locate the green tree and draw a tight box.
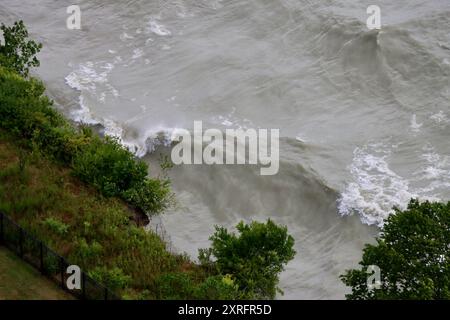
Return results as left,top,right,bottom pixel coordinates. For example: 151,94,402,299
199,219,296,299
0,20,42,77
341,199,450,300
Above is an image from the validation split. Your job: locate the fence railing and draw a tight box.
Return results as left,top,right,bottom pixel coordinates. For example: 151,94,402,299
0,211,120,300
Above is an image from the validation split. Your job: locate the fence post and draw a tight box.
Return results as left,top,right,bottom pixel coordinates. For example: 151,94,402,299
60,257,65,289
82,272,86,300
39,242,44,273
104,288,108,300
0,213,4,244
19,228,24,257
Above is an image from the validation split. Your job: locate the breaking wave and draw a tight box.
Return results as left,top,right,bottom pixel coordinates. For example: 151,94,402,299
338,141,449,227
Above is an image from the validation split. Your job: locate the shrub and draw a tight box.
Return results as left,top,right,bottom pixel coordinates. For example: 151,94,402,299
72,136,148,197
121,178,172,214
42,217,69,236
155,273,243,300
71,238,103,267
0,67,73,163
193,275,241,300
155,272,195,299
199,219,296,299
341,199,450,300
89,266,132,291
0,20,42,77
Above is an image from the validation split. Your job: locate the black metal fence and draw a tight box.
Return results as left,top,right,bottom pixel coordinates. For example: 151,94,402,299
0,211,120,300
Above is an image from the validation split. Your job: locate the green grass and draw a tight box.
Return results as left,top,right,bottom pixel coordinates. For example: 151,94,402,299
0,246,73,300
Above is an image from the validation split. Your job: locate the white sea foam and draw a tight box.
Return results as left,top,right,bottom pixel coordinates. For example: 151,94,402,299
101,119,153,157
70,96,99,125
338,143,416,226
113,56,123,64
74,104,178,157
221,119,233,126
120,32,134,41
65,61,116,93
415,145,450,191
66,62,119,132
211,107,254,130
65,55,183,159
130,126,182,157
430,111,449,124
147,20,171,36
132,48,144,59
337,142,447,227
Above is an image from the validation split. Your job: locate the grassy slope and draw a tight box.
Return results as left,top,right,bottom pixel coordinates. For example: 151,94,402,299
0,246,73,300
0,130,201,299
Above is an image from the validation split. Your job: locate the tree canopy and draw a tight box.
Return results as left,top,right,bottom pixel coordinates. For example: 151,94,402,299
199,219,296,299
0,20,42,77
341,199,450,299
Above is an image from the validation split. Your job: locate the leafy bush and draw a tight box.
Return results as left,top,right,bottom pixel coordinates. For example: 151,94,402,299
121,178,172,214
0,20,42,77
89,267,132,291
154,273,240,300
43,217,69,236
155,272,195,299
0,66,73,161
341,199,450,300
72,136,148,197
194,275,241,300
199,219,296,299
71,238,103,267
71,136,172,213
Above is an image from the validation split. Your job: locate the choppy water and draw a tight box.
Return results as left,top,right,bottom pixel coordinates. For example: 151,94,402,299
1,0,449,299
